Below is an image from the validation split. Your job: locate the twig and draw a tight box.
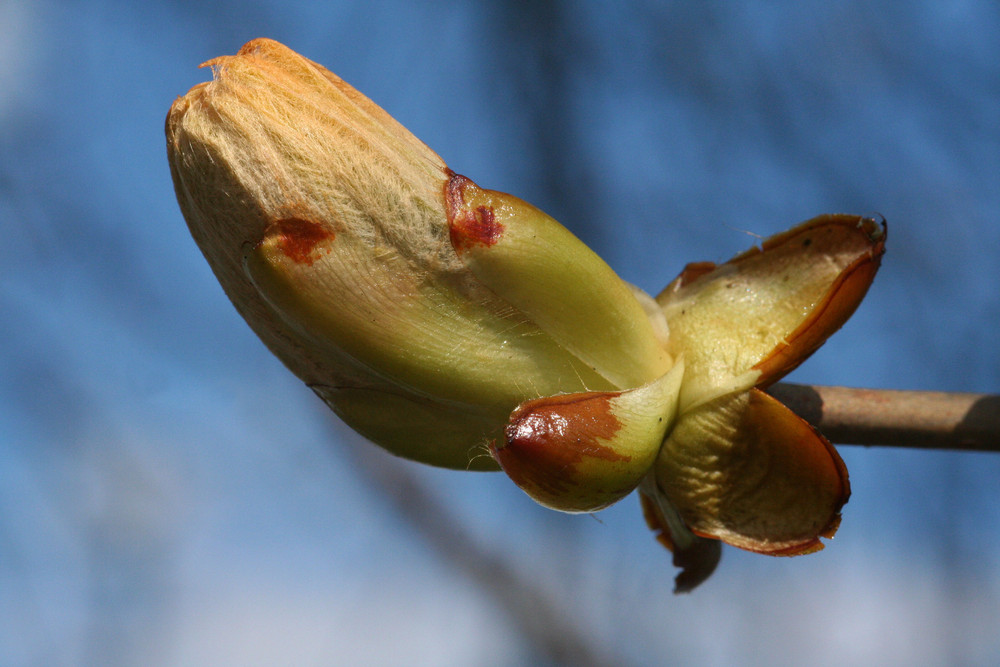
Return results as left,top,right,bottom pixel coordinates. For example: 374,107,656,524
768,383,1000,452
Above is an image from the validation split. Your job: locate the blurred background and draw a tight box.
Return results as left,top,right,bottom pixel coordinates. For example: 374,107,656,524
2,1,999,665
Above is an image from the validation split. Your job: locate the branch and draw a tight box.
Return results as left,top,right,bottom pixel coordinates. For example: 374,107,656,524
336,423,617,667
768,383,1000,452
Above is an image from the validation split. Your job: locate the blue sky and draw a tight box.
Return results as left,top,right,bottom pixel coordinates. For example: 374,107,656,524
2,1,999,665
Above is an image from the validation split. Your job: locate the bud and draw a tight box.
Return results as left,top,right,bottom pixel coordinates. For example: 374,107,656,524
168,40,885,590
166,39,670,470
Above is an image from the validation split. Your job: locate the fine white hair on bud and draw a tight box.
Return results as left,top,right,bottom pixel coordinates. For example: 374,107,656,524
167,39,669,470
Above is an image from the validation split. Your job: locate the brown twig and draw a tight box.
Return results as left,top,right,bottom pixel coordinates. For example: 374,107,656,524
768,383,1000,452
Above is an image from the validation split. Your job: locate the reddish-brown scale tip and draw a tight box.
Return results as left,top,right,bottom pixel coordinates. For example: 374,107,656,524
493,393,633,509
264,217,335,265
445,173,504,253
503,393,627,461
449,204,504,253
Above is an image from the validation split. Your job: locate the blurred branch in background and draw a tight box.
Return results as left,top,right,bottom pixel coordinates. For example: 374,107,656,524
770,383,1000,452
338,426,615,667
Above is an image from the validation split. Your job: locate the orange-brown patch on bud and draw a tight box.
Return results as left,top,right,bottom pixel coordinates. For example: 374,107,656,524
262,217,335,265
503,393,627,464
493,392,636,513
445,172,504,253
